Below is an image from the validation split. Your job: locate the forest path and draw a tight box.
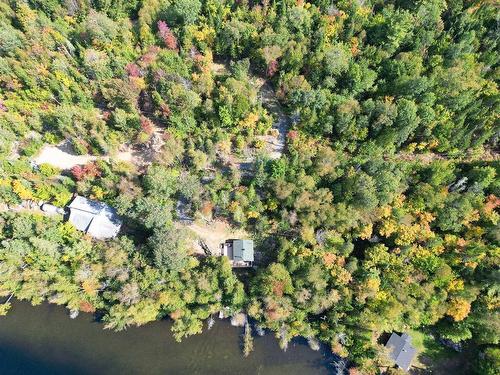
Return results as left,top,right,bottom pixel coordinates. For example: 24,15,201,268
393,149,499,164
252,77,289,159
211,60,290,160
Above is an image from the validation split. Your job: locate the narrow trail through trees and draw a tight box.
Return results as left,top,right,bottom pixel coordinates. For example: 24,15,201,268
211,61,291,162
253,77,290,160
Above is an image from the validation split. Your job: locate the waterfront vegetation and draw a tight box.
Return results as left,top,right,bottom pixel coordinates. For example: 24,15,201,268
0,1,498,373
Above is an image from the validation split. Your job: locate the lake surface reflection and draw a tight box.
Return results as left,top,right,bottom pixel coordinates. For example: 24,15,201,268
0,301,334,375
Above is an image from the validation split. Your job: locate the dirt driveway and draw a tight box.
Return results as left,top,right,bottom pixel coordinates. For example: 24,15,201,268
33,131,163,170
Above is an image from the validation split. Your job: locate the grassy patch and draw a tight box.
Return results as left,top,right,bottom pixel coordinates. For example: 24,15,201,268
407,329,474,375
409,329,458,370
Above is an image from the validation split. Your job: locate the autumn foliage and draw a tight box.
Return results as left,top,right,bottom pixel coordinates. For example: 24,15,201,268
71,162,101,181
266,60,278,77
157,21,178,50
140,116,154,134
447,298,472,322
0,1,498,371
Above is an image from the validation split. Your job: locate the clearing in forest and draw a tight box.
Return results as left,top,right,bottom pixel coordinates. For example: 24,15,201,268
33,128,164,170
34,141,101,169
253,77,290,160
180,219,248,256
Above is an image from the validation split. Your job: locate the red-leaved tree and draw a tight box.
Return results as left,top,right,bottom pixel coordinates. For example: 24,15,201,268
125,63,141,77
267,60,278,77
160,103,171,118
157,21,178,51
287,130,298,140
71,162,101,181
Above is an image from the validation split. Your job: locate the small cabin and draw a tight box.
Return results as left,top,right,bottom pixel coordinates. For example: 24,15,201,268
221,239,254,268
385,332,417,372
67,196,122,239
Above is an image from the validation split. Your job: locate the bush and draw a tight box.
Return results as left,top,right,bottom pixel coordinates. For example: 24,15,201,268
21,138,44,157
39,163,61,177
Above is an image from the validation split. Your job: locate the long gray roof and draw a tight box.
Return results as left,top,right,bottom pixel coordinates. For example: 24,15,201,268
68,196,121,239
386,332,416,372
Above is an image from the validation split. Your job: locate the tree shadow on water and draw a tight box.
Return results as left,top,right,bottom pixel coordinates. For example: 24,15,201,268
0,345,90,375
289,336,344,374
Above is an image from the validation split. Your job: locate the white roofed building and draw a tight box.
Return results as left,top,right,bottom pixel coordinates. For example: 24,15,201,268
385,332,417,372
67,196,122,239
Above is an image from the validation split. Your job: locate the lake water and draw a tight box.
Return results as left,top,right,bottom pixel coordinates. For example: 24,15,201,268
0,301,335,375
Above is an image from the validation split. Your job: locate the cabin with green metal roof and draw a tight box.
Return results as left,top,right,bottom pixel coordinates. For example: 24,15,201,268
221,239,254,267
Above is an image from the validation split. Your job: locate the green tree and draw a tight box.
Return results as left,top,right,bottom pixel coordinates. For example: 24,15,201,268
149,228,191,273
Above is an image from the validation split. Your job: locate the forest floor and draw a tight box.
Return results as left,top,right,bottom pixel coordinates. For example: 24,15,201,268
395,149,499,164
209,62,227,75
253,77,290,160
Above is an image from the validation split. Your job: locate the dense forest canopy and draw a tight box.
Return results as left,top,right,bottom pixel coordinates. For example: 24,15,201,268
0,0,498,373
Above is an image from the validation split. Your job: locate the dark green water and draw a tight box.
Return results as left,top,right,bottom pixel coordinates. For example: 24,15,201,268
0,301,333,375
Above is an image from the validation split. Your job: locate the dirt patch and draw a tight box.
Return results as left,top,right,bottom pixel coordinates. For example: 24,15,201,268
0,200,41,213
179,219,248,256
210,62,228,76
34,141,100,169
33,129,165,171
